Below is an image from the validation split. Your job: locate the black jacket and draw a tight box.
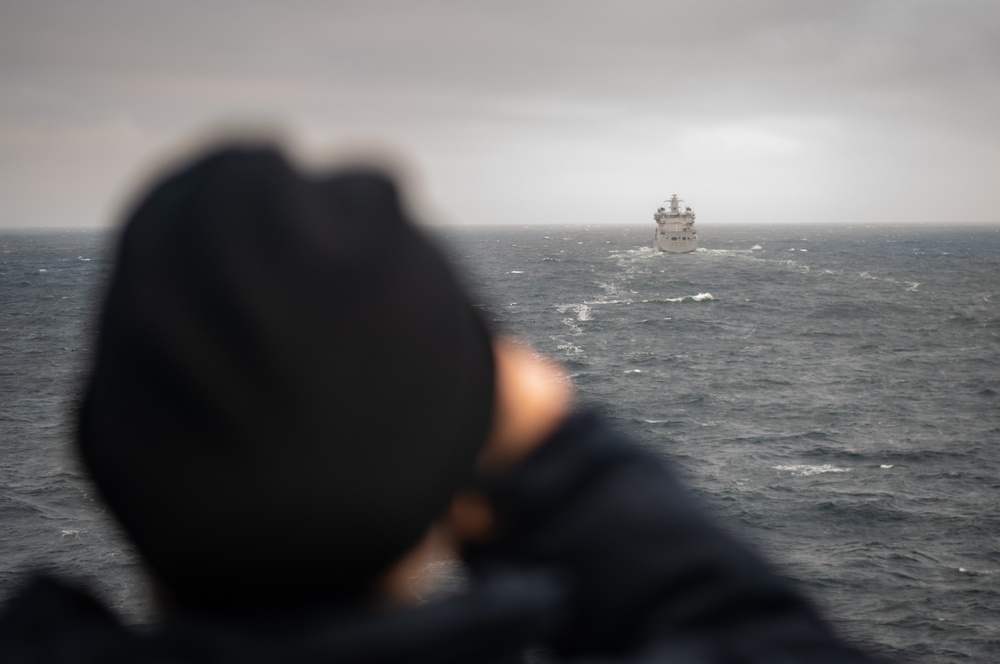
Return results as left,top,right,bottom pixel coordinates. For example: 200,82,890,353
0,412,877,663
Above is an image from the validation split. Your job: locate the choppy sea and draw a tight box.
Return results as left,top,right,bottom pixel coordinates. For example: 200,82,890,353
2,224,998,662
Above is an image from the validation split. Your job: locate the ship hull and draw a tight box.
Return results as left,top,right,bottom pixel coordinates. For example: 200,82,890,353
655,227,698,253
656,235,698,254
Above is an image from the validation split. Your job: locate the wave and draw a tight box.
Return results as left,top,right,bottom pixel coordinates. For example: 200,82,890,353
651,292,716,303
772,464,851,476
693,248,759,256
555,303,592,321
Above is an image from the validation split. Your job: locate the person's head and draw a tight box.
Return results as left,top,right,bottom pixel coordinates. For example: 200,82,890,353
77,144,497,609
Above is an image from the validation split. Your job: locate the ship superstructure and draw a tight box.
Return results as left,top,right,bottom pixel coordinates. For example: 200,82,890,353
653,194,697,253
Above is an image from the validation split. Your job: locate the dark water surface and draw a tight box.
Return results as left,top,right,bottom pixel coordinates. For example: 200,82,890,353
2,224,998,662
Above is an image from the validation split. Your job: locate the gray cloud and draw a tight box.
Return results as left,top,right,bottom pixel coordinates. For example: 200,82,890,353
1,0,998,227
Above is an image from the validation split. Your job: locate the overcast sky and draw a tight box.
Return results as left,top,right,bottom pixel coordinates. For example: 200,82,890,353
2,0,998,228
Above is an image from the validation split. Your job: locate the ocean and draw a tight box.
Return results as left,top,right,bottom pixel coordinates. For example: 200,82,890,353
2,224,998,662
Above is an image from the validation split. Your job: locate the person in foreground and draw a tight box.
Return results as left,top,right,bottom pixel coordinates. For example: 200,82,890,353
0,143,880,663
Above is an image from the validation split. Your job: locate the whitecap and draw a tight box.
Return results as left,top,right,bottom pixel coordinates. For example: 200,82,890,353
772,464,850,477
751,244,762,250
556,303,592,321
663,293,715,303
561,319,583,334
509,270,524,274
555,341,584,354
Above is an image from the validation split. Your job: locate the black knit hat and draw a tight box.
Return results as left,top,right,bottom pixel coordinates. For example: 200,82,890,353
78,144,495,607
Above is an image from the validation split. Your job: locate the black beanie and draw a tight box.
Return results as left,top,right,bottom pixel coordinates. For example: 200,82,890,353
77,144,495,607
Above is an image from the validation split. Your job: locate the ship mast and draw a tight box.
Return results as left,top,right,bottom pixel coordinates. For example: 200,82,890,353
668,194,682,214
